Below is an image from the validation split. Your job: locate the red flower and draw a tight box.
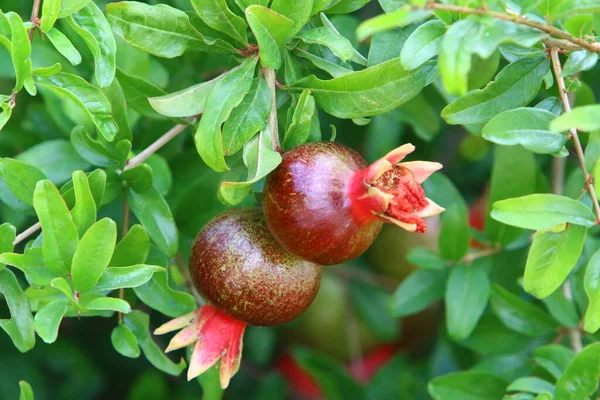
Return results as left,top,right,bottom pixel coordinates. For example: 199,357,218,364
349,144,445,232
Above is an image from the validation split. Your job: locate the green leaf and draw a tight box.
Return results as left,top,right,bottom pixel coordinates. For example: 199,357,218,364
34,299,68,343
128,188,178,257
473,19,548,60
492,194,596,231
34,73,118,141
61,169,107,211
293,48,352,78
550,105,600,133
291,58,426,119
0,223,16,271
71,218,117,293
429,371,507,400
446,262,491,341
562,50,598,77
524,224,587,299
70,126,117,168
190,0,247,45
0,103,12,132
439,202,470,262
350,280,399,341
33,180,79,276
388,269,448,317
125,310,186,375
110,224,150,267
506,377,554,395
93,264,160,292
5,12,35,96
18,381,34,400
406,248,445,270
40,0,61,32
70,170,97,237
442,57,550,125
533,345,574,380
292,348,364,400
296,27,354,62
81,295,131,314
439,18,484,96
58,0,90,18
0,158,46,206
283,89,316,150
195,57,258,172
67,2,116,88
584,248,600,332
356,6,431,41
0,248,55,286
486,145,537,245
327,0,370,14
102,78,133,143
121,165,153,194
106,2,222,59
50,277,77,304
219,127,282,205
271,0,313,37
115,69,167,119
482,108,565,154
45,28,82,66
133,267,196,317
0,268,35,352
111,323,141,358
400,19,445,70
542,285,579,328
149,73,228,118
222,76,271,156
245,6,294,69
490,284,558,336
555,343,600,400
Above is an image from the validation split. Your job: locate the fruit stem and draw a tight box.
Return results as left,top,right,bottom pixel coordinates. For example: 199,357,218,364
262,67,282,153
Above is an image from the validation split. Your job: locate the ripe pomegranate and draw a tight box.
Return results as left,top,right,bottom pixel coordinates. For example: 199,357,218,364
262,142,444,265
155,208,321,388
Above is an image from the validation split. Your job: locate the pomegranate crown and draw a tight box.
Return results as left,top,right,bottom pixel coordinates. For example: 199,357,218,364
349,143,445,232
154,304,247,389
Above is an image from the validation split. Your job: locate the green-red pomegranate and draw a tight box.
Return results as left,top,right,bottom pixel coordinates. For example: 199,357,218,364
262,142,444,265
155,208,321,388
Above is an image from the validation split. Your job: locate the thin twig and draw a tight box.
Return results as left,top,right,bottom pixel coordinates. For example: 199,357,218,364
420,3,600,54
550,48,600,222
28,0,42,42
462,247,500,264
125,123,189,171
261,67,282,152
549,47,585,353
11,122,192,246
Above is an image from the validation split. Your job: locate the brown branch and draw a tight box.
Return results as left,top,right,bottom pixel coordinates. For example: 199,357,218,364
261,67,282,153
420,3,600,54
549,48,585,353
550,48,600,222
28,0,42,42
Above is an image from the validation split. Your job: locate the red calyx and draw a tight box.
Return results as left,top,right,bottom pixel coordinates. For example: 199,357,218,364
154,304,247,388
348,144,445,233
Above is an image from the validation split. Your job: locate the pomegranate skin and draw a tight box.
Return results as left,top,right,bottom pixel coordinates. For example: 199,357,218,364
262,141,383,265
190,208,321,326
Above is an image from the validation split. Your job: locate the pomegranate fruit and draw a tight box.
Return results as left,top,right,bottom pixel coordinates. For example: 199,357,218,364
262,142,445,265
155,208,321,388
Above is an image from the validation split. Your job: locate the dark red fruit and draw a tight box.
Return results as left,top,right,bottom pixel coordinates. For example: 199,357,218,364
155,208,321,388
190,207,321,326
263,141,444,265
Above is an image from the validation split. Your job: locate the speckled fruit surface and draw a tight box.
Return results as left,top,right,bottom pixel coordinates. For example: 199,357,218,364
189,208,321,326
262,141,383,265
